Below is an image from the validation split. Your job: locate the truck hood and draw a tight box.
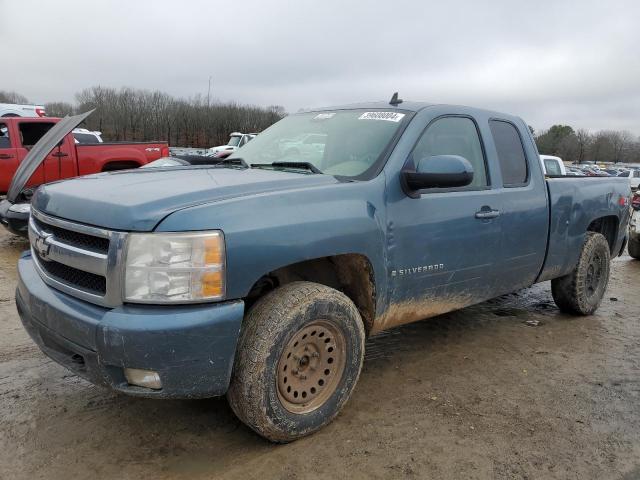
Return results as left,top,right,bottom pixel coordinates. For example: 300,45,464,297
7,110,94,203
32,167,339,231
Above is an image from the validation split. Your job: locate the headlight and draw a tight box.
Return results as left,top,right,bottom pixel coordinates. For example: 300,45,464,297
124,231,225,303
9,203,31,214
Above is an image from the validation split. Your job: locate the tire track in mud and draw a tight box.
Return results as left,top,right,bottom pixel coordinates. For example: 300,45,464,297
0,343,41,363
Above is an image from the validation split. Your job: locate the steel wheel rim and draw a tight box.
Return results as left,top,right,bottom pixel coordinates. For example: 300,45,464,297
276,320,347,414
586,252,604,297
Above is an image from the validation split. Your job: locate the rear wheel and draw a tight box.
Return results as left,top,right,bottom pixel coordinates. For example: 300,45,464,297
628,236,640,259
551,232,610,315
227,282,365,442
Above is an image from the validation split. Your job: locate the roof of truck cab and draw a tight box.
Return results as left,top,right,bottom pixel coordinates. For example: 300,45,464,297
306,101,523,121
307,100,435,112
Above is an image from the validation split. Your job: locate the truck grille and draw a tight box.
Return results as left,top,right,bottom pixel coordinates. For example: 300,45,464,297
37,258,107,295
32,216,109,253
29,209,127,307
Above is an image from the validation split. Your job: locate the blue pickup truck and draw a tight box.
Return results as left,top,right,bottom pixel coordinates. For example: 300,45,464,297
12,98,630,442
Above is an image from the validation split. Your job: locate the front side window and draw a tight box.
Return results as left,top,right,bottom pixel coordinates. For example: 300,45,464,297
490,120,528,186
19,122,55,148
411,116,488,188
0,123,9,148
230,109,408,178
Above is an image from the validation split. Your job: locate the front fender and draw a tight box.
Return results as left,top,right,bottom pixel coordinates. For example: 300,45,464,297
156,175,388,309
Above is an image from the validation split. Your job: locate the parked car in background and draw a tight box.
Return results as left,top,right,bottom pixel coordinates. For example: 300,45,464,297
0,112,169,236
72,128,103,144
566,166,585,176
278,133,328,163
618,169,640,190
207,132,256,156
539,155,566,176
0,103,46,118
10,102,630,442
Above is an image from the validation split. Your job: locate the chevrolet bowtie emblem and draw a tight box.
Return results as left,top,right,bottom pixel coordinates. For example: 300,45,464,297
34,232,53,260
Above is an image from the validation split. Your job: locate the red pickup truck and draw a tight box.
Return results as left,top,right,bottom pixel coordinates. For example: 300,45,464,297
0,116,169,194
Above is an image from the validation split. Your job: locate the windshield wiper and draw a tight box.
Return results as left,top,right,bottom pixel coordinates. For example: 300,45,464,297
251,161,323,174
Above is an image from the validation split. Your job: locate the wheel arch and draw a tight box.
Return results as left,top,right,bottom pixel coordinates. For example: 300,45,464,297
587,215,619,255
244,253,377,335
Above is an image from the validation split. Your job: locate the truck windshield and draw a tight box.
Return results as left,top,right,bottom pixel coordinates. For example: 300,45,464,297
230,109,409,177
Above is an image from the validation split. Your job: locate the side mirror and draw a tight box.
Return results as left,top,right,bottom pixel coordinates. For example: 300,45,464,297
403,155,474,190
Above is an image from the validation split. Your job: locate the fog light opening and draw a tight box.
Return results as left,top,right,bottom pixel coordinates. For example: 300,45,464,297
124,368,162,390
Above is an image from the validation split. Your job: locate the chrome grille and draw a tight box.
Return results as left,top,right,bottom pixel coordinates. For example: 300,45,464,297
29,209,127,307
32,216,109,253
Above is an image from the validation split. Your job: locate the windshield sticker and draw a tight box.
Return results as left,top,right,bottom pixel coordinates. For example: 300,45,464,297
313,113,336,120
358,111,405,122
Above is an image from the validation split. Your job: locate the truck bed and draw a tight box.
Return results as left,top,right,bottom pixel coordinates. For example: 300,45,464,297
537,176,630,282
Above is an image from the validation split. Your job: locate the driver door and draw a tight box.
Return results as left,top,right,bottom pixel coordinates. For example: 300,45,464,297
385,115,503,326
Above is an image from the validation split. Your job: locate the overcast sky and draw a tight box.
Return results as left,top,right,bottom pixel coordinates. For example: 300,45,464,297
2,0,639,135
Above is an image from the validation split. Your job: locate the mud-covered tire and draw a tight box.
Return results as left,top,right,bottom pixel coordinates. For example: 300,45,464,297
628,236,640,259
551,232,611,315
227,281,365,442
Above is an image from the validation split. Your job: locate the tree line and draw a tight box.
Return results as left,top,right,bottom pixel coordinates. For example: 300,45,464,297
1,87,286,148
2,88,638,161
533,125,640,164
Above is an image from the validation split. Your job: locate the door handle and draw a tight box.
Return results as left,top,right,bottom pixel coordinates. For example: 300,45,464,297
51,151,68,158
475,209,501,219
0,153,14,159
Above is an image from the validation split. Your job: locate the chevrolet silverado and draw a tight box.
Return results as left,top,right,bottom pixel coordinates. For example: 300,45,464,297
13,98,630,442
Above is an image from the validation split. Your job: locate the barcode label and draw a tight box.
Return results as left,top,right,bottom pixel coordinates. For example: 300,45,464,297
358,112,405,122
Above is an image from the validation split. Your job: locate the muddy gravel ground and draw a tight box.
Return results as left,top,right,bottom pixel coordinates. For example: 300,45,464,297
1,229,639,480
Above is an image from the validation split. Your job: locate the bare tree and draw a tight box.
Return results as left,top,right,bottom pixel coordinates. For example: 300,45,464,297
45,102,75,117
575,129,591,163
0,90,30,104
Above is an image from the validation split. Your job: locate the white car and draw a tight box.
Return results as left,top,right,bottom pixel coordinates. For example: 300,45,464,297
618,169,640,190
539,155,567,176
208,132,256,156
0,103,46,118
72,128,103,144
279,133,327,162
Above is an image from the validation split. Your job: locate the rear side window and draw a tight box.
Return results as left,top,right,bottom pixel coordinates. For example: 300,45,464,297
412,116,488,188
490,120,528,186
544,159,561,176
0,123,9,148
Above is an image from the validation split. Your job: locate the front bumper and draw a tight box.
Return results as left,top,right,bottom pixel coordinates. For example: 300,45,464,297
0,199,29,238
17,252,244,399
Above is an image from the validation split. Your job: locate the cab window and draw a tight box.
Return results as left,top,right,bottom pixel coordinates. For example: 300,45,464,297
544,159,562,176
411,116,488,188
0,123,10,148
19,122,56,148
490,120,528,186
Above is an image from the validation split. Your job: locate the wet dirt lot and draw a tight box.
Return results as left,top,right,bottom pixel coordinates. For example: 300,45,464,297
1,228,639,480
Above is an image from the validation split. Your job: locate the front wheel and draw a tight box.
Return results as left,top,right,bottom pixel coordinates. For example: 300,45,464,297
227,282,365,442
551,232,611,315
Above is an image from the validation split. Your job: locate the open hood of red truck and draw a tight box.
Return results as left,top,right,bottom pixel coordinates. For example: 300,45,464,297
6,110,94,203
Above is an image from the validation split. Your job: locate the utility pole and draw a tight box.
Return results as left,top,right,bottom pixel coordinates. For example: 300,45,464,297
207,76,212,108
